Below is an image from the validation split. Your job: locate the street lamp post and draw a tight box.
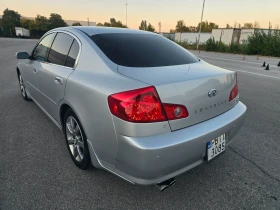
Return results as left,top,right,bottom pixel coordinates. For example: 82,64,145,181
197,0,206,50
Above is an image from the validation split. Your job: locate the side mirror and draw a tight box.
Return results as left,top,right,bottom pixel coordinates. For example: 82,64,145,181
16,52,30,59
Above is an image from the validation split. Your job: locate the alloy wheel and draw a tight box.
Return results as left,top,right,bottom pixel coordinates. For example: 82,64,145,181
19,75,26,98
65,116,85,162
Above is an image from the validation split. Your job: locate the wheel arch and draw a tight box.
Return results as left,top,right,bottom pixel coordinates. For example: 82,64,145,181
59,101,103,169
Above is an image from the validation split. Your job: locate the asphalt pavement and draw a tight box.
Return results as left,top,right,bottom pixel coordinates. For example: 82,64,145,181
1,38,280,210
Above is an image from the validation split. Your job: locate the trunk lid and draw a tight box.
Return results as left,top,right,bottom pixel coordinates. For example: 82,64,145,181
117,61,237,131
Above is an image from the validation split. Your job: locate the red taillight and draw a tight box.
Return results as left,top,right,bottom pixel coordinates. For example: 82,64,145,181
229,72,239,102
108,86,189,123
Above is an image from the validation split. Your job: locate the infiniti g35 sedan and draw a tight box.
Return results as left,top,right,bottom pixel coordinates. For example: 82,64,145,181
16,26,246,191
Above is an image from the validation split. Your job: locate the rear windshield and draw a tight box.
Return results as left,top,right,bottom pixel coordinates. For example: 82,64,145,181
90,33,199,67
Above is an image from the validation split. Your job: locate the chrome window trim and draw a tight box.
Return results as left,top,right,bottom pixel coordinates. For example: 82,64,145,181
31,30,82,70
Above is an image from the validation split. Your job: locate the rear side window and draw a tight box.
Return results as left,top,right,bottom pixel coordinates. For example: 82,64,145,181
48,33,74,66
65,40,79,68
33,33,56,62
91,33,199,67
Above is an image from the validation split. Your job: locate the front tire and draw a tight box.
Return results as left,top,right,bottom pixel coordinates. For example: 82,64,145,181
18,72,31,101
64,109,91,170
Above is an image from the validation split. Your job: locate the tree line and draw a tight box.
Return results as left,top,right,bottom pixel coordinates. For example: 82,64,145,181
0,8,68,36
1,8,277,38
0,8,128,36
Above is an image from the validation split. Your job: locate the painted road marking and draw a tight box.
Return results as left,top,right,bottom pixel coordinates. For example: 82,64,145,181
195,54,278,67
227,68,280,80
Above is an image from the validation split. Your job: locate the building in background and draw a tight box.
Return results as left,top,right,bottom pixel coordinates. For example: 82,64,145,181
239,28,278,44
15,27,30,37
65,19,96,26
211,28,241,45
175,32,211,44
159,32,175,41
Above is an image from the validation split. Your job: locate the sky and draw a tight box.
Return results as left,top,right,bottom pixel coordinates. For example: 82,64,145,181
1,0,280,32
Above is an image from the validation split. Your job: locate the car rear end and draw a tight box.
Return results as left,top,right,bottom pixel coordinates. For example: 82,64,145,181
88,30,247,185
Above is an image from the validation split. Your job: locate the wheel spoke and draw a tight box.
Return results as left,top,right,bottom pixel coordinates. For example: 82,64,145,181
73,145,79,158
66,123,74,134
74,124,80,135
67,137,75,145
70,118,75,131
76,138,84,149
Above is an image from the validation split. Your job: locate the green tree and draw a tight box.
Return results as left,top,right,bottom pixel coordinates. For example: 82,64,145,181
0,18,3,35
226,24,232,29
176,20,190,32
139,20,147,30
48,13,67,30
170,29,176,33
20,18,33,29
103,22,111,27
110,18,126,28
147,23,155,32
100,18,127,28
243,22,253,28
2,8,21,36
197,21,218,32
72,22,82,26
253,21,260,28
34,15,49,31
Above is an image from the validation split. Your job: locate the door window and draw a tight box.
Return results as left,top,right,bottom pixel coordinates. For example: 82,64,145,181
32,33,56,62
65,40,80,68
48,33,74,66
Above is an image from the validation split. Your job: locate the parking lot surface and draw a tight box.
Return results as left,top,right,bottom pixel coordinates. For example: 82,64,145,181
1,38,280,210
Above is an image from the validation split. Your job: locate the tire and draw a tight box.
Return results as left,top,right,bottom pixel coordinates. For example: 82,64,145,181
64,109,91,170
18,72,31,101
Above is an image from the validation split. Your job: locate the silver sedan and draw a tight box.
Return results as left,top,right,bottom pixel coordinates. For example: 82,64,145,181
16,26,246,191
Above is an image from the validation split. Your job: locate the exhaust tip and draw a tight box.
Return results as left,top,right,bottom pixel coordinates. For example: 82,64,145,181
155,178,176,192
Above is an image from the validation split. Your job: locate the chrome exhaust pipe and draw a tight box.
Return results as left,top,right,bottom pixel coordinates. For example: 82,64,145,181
155,178,176,192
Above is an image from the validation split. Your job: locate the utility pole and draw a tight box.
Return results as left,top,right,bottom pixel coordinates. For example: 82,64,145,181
158,22,161,33
87,17,89,26
126,3,128,27
197,0,205,50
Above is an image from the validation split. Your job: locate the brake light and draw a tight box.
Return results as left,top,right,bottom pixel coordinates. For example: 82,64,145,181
108,86,188,123
229,72,239,102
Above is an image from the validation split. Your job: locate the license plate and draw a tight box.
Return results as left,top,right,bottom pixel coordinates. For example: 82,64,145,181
207,134,226,161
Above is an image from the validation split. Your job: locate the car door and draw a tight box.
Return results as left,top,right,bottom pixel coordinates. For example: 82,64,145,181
24,33,56,101
36,32,80,122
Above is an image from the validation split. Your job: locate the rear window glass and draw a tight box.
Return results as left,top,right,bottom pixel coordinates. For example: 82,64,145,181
90,33,199,67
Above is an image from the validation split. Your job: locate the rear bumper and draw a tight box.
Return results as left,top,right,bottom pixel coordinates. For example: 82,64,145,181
114,102,247,185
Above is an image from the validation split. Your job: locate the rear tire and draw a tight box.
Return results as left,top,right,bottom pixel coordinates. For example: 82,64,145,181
64,109,91,170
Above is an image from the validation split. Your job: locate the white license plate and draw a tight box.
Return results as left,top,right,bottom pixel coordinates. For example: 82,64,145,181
207,134,226,161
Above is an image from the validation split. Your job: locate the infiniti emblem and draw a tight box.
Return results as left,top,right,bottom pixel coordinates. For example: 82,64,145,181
208,89,218,97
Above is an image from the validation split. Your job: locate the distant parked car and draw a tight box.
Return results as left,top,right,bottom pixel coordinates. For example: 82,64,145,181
16,26,246,191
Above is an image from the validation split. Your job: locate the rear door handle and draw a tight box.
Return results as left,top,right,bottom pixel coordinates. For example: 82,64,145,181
54,77,63,85
33,69,38,74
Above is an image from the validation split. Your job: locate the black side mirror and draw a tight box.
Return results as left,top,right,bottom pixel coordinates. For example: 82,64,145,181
16,52,30,59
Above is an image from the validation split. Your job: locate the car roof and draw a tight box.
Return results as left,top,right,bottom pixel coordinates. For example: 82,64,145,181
56,26,156,36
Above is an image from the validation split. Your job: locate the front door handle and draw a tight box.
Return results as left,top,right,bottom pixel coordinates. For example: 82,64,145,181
33,68,38,74
54,77,63,85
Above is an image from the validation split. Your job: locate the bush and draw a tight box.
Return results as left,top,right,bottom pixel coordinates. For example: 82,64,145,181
205,37,216,51
176,40,206,51
246,29,280,57
176,30,280,57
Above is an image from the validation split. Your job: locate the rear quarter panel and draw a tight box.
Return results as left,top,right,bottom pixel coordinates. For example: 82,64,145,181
61,31,151,168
